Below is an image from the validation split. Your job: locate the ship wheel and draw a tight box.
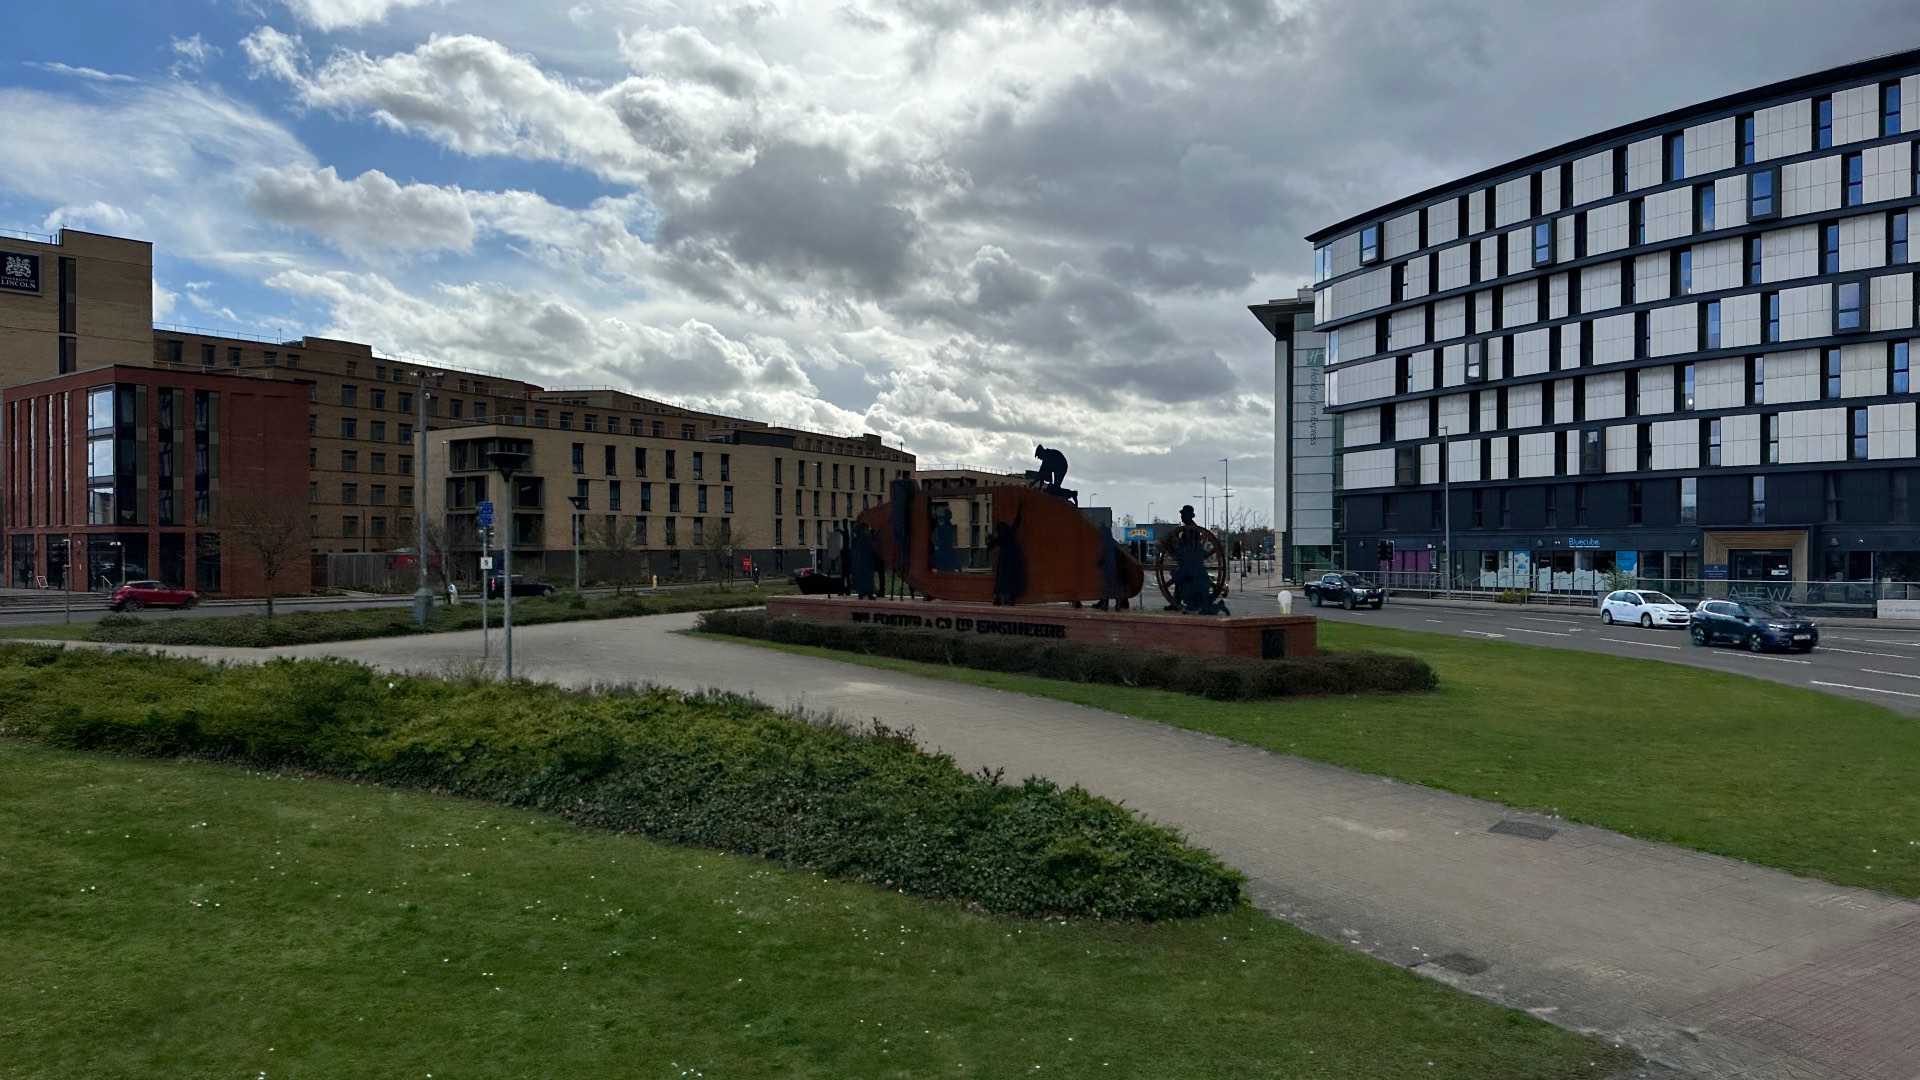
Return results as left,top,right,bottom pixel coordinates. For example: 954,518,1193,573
1153,524,1230,610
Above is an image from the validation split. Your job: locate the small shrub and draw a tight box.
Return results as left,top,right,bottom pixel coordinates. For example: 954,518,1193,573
696,611,1437,700
1495,589,1531,605
0,643,1240,921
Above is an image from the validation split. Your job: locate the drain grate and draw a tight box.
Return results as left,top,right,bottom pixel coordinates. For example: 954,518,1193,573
1431,953,1489,975
1488,819,1557,841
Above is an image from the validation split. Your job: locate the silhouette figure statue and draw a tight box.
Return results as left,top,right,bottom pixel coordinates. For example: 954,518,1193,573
988,505,1028,606
930,504,960,573
1169,504,1228,615
1025,444,1076,502
848,521,878,599
1092,529,1130,611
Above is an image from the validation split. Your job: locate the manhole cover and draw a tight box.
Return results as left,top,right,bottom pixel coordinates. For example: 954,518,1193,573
1432,953,1489,975
1488,819,1557,841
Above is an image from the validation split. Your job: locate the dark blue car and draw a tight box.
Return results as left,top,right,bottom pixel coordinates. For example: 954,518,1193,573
1689,598,1819,653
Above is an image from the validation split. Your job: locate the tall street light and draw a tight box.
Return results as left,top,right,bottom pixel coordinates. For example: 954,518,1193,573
1219,456,1232,554
411,369,440,626
567,493,588,591
1439,425,1453,598
488,449,529,679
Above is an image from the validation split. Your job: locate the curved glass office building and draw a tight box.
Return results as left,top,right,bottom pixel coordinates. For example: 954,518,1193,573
1308,52,1920,604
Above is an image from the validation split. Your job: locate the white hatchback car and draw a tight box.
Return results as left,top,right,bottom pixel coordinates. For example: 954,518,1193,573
1598,589,1692,629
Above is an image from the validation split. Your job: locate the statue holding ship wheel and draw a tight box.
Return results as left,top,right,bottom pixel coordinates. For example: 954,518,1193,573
1156,505,1230,615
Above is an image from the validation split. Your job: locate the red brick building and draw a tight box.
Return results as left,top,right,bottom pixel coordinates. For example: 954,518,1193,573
2,365,307,595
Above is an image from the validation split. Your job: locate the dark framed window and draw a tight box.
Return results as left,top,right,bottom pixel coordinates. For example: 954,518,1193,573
1826,472,1844,522
1815,94,1833,149
1703,301,1721,351
1739,113,1756,165
1825,347,1844,399
1844,152,1864,207
1746,235,1763,285
1637,423,1654,471
1680,477,1698,524
1895,341,1911,393
1533,221,1553,267
1892,211,1909,264
1635,310,1651,358
1765,291,1781,342
1682,361,1698,409
1834,280,1865,333
1748,355,1766,406
1823,221,1840,273
1465,340,1486,383
1694,183,1715,231
1765,413,1780,463
1674,248,1692,294
1851,407,1869,460
1579,429,1604,474
1629,480,1644,525
1885,81,1903,137
1748,166,1778,220
1750,475,1767,524
1664,131,1684,182
1359,224,1381,265
1708,417,1722,466
1630,197,1645,245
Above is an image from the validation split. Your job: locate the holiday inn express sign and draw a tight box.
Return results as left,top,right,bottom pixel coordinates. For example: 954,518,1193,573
0,251,41,294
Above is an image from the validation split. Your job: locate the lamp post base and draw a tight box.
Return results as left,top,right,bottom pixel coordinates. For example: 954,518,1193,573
412,586,434,625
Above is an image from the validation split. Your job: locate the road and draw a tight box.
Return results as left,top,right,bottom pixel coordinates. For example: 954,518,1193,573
1229,587,1920,716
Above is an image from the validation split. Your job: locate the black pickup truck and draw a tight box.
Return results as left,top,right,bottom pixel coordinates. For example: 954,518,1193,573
1303,572,1385,610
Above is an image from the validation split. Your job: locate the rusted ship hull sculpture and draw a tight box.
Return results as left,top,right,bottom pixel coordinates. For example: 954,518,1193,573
854,480,1144,606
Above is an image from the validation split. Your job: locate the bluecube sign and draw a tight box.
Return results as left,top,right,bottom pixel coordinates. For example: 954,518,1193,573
0,250,41,294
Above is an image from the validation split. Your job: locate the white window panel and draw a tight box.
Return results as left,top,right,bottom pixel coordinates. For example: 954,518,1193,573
1754,99,1811,161
1592,313,1636,364
1474,291,1495,334
1840,214,1886,273
1342,447,1396,490
1782,156,1841,217
1540,166,1563,214
1585,200,1629,255
1572,151,1613,205
1605,425,1636,473
1396,400,1430,440
1438,342,1465,387
1766,348,1819,403
1842,342,1887,397
1762,223,1818,282
1635,256,1671,303
1586,371,1627,419
1518,432,1556,477
1713,174,1748,230
1342,407,1381,446
1779,284,1832,341
1385,211,1422,259
1420,443,1441,485
1722,291,1762,348
1328,232,1361,277
1548,272,1570,320
1579,260,1623,311
1340,355,1395,401
1652,419,1700,470
1446,437,1480,482
1868,402,1917,459
1695,356,1745,410
1626,136,1663,190
1404,256,1430,300
1777,407,1846,463
1509,382,1543,428
1408,350,1436,394
1864,142,1912,203
1723,412,1762,466
1389,307,1426,350
1502,282,1537,328
1496,177,1530,227
1428,199,1460,244
1683,116,1736,176
1511,329,1552,377
1467,190,1487,234
1486,436,1509,480
1904,75,1920,134
1504,229,1529,274
1872,272,1913,330
1437,393,1471,436
1553,379,1574,420
1639,363,1676,415
1434,295,1467,340
1644,187,1693,243
1832,84,1878,145
1436,243,1473,292
1693,237,1743,293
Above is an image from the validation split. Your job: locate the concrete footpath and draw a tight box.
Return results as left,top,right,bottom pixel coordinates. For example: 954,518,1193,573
93,615,1920,1080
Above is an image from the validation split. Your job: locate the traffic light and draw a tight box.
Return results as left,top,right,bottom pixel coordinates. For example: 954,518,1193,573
1376,540,1394,563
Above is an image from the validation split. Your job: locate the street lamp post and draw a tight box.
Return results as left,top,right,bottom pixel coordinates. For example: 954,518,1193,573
1439,425,1453,598
106,540,123,590
411,370,438,626
1219,456,1231,558
567,494,588,592
488,449,529,679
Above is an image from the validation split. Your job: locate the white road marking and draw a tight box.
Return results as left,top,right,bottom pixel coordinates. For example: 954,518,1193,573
1425,619,1445,624
1602,638,1683,650
1508,627,1571,637
1319,816,1408,842
1861,668,1920,681
1519,616,1574,624
1462,630,1507,638
1815,647,1912,659
1811,680,1920,700
1733,653,1812,665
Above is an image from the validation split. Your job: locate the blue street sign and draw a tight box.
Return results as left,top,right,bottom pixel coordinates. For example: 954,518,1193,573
476,500,494,526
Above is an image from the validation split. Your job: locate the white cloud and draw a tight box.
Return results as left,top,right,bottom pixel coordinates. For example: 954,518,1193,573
170,35,220,78
247,165,478,256
278,0,444,31
26,61,136,83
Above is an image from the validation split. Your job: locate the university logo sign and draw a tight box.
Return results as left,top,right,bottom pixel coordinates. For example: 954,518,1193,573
0,251,41,294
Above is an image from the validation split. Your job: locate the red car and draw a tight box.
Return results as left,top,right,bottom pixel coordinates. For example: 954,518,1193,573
109,580,200,611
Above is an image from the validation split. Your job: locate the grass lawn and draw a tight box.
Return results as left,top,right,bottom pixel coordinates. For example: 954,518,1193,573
0,584,792,647
698,622,1920,898
0,742,1623,1079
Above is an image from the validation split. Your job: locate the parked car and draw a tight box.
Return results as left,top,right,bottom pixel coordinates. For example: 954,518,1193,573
1598,589,1691,628
109,580,199,611
1689,598,1820,652
790,567,845,595
1304,571,1385,610
486,575,555,599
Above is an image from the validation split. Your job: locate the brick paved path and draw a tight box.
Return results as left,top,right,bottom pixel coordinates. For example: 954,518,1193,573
125,613,1920,1079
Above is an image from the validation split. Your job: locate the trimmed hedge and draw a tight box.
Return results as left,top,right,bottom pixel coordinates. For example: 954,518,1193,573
696,609,1438,700
81,586,789,649
0,644,1241,920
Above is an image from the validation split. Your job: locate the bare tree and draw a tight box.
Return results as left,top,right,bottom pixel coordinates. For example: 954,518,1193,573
219,492,311,618
584,514,643,592
423,516,477,586
699,521,753,588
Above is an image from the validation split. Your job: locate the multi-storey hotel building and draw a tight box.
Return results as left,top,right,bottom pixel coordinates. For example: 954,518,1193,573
1308,52,1920,598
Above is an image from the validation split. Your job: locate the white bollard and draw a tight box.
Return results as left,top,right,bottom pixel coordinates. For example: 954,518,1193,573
1277,589,1294,615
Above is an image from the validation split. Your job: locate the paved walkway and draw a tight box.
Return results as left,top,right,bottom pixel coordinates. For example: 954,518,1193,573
98,616,1920,1080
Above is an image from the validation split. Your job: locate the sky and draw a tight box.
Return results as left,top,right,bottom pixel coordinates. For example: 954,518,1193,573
2,1,1917,528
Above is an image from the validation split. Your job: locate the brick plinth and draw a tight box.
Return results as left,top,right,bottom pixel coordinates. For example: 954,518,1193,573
765,597,1318,658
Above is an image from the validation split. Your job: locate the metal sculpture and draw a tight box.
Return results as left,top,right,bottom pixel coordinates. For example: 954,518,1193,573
855,450,1141,606
1155,505,1230,615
